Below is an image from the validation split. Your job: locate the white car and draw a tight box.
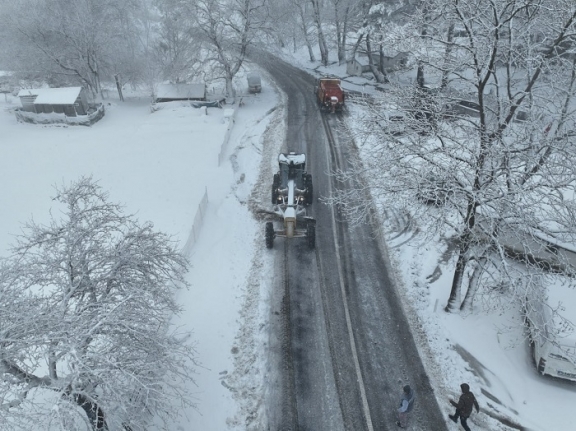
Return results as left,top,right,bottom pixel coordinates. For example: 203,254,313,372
376,110,406,136
524,278,576,381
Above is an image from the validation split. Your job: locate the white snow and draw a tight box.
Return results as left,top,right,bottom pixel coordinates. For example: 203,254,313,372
156,83,206,101
16,88,44,97
1,49,575,431
32,86,83,104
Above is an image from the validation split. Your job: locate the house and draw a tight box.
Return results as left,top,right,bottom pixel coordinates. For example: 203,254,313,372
346,57,371,76
347,52,410,76
155,83,206,103
17,88,43,111
17,87,89,116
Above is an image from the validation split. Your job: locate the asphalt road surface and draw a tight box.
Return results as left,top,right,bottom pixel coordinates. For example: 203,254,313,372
255,51,448,431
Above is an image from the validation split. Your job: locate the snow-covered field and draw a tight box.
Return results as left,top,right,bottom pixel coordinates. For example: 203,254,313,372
0,80,279,431
1,49,575,431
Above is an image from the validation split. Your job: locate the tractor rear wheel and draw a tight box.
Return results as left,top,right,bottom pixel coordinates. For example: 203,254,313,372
305,174,313,205
265,222,275,249
306,221,315,249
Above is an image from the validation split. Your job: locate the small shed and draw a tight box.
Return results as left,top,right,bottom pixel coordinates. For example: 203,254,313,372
155,83,206,102
347,52,410,76
17,89,43,111
17,87,89,116
346,57,371,76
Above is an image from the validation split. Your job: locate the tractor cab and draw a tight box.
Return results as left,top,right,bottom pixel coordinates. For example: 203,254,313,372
278,152,307,189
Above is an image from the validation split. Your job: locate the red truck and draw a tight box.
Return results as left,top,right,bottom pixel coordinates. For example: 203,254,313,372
315,78,344,113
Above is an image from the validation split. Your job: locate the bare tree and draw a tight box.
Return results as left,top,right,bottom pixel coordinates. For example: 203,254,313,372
290,0,317,61
332,0,576,314
328,0,364,64
0,177,196,431
310,0,330,66
193,0,267,102
361,0,410,83
0,0,145,98
151,0,202,84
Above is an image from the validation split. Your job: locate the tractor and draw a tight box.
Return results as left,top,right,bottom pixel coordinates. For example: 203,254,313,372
266,152,315,249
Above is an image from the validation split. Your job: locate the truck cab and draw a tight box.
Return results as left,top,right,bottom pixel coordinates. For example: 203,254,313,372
247,73,262,93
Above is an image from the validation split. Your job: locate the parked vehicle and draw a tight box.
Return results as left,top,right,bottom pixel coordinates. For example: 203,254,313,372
524,277,576,381
378,110,406,136
416,173,454,206
443,99,481,118
247,73,262,93
315,77,344,113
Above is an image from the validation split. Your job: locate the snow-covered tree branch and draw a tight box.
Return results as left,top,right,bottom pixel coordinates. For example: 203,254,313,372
332,0,576,315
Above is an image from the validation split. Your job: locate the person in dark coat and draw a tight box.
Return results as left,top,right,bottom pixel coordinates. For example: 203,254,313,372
449,383,479,431
396,384,415,428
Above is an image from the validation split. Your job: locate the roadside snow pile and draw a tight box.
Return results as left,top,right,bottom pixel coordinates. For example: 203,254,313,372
15,104,105,126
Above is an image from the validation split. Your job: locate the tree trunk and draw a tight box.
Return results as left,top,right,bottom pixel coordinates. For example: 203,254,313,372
339,5,349,64
416,3,429,88
460,257,485,311
379,42,385,75
306,39,316,62
351,33,364,60
297,3,316,61
335,4,343,64
115,74,125,102
366,34,387,83
416,62,425,88
73,394,108,431
334,2,349,65
445,250,467,312
311,0,328,65
441,23,455,89
225,73,236,103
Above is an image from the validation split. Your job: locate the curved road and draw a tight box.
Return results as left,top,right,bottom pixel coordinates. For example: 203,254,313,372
255,52,448,431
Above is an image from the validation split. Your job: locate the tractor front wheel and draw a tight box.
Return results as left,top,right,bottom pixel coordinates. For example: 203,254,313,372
265,222,275,249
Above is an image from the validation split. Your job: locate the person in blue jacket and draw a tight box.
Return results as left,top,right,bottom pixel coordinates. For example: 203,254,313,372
396,384,415,428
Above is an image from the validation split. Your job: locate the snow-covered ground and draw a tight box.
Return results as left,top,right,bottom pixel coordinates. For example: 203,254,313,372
0,80,278,431
1,48,575,431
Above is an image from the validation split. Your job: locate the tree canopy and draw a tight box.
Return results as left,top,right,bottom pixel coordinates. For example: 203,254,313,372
0,177,196,430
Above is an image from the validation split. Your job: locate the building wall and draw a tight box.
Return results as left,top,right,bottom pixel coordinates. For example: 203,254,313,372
19,95,37,112
346,61,365,76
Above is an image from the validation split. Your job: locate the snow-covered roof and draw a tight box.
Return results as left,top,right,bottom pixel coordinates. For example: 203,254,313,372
30,87,82,105
349,57,371,66
17,88,44,98
156,83,205,100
